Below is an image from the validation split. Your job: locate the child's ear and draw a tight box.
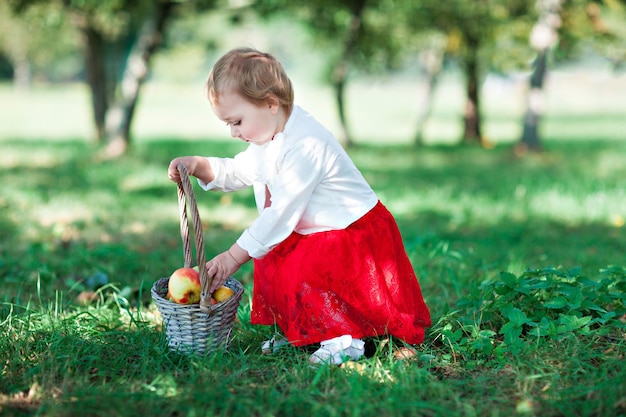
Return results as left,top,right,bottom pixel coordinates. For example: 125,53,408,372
268,96,280,114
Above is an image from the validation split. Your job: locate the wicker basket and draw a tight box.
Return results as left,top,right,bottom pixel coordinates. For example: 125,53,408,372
151,163,244,355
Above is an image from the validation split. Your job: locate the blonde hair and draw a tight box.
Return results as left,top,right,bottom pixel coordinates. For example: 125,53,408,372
206,47,294,114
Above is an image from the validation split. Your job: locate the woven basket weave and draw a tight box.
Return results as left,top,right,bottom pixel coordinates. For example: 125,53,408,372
151,163,244,355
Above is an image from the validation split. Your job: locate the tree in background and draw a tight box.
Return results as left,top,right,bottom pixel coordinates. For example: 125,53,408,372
516,0,626,154
253,0,407,147
9,0,147,144
99,0,178,157
408,32,448,147
560,0,626,72
381,1,448,146
586,0,626,72
414,0,534,146
4,0,624,152
0,2,79,88
517,0,563,154
6,0,218,157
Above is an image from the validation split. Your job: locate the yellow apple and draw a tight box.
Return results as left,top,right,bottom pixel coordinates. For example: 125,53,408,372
212,286,235,303
167,267,201,304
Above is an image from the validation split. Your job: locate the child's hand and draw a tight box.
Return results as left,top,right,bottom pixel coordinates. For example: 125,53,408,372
205,251,242,292
168,156,197,182
167,156,214,184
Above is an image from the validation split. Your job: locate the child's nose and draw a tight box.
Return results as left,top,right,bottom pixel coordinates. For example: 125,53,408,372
230,125,239,138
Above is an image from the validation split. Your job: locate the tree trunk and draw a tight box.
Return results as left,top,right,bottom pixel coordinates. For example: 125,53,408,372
333,62,351,147
517,0,562,155
103,0,176,158
12,55,31,91
463,48,482,144
331,0,367,148
82,24,108,142
414,47,444,146
519,49,548,152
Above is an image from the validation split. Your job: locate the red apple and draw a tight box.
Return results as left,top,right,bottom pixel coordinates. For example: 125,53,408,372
167,267,201,304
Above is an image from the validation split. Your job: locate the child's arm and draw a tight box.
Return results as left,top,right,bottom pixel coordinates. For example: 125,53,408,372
168,156,215,184
204,243,252,292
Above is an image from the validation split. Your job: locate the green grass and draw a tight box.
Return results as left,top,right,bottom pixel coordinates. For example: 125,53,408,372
1,134,625,416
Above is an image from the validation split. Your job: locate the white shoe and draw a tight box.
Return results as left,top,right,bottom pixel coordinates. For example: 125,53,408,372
309,335,365,365
261,335,290,355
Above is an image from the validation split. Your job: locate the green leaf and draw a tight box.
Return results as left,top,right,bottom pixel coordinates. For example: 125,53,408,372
500,271,518,287
500,322,525,354
526,318,548,337
580,299,607,313
575,276,600,288
559,285,583,309
567,266,582,277
526,278,553,290
442,328,463,343
557,314,592,333
543,297,567,309
501,306,531,326
494,284,511,295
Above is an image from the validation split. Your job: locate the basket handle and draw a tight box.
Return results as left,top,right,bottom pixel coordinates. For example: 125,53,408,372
176,163,213,312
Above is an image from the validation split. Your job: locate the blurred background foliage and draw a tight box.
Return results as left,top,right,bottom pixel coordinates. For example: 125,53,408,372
0,5,624,414
0,0,625,153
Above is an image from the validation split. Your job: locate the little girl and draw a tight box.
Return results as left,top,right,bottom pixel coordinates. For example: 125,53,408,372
167,47,431,365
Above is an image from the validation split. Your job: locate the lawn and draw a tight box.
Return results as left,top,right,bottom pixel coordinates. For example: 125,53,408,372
1,80,625,416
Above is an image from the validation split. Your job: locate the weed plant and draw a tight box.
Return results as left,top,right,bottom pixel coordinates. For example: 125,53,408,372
1,138,625,416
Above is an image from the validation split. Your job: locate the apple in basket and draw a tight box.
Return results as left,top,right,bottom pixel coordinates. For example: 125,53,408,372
167,267,201,304
213,286,235,303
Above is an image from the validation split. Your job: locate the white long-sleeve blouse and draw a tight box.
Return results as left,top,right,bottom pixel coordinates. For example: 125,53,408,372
198,105,379,258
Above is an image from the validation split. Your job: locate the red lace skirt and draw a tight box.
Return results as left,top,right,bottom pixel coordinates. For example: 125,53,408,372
250,201,431,347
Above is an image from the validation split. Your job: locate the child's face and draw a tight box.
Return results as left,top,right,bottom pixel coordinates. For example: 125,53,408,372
211,90,282,145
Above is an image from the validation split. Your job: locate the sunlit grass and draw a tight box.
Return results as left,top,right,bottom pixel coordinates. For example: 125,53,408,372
384,181,626,228
1,84,625,416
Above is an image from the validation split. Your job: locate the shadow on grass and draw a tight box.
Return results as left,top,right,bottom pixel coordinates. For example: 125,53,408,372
0,137,625,417
0,137,624,310
0,315,213,416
